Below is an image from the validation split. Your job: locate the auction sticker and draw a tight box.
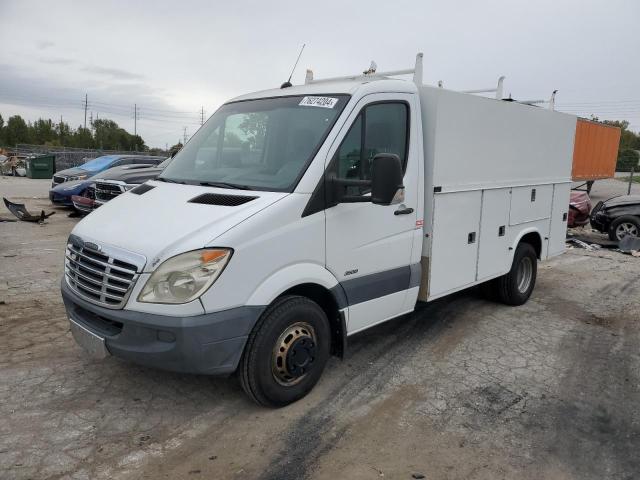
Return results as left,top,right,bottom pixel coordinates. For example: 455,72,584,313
299,96,338,108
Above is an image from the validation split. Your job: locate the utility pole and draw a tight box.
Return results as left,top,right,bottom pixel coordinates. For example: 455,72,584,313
84,93,89,130
134,104,138,136
183,127,188,145
83,94,88,129
200,106,205,126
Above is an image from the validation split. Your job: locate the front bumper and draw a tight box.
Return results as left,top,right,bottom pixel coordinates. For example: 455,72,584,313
61,279,264,375
589,202,609,233
71,195,96,214
50,191,73,206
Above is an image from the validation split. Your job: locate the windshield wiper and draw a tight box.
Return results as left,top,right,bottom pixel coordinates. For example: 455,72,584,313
156,177,186,184
200,181,254,191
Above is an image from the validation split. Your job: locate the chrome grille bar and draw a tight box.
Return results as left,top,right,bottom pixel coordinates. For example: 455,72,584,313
64,237,144,309
67,244,136,276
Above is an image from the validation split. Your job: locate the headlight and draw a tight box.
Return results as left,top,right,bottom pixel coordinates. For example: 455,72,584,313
67,175,87,181
138,248,232,304
123,184,137,191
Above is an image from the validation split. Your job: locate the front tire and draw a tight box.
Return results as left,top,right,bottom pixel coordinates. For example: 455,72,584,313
494,242,537,306
238,295,331,407
608,215,640,241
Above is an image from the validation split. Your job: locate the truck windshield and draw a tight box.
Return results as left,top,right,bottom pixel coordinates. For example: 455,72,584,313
160,95,350,191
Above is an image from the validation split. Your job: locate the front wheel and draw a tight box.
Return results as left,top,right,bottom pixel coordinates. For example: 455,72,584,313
608,215,640,241
494,242,538,306
238,295,331,407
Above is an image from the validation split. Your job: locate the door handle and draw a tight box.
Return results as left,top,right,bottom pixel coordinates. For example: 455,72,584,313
394,207,414,215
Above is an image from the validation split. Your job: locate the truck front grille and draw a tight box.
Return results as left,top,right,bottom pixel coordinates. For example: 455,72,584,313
95,182,125,203
65,241,139,308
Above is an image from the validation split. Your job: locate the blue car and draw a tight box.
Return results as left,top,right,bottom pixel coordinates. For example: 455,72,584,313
49,154,164,205
49,179,95,206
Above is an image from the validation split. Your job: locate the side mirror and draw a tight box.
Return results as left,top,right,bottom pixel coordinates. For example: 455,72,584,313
371,153,404,205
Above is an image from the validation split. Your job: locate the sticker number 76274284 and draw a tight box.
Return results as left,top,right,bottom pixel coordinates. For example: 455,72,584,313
298,96,338,108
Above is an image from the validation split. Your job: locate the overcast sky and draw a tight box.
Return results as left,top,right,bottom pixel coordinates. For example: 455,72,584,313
1,0,638,148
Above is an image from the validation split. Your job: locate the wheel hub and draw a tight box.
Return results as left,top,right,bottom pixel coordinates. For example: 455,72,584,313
272,322,317,386
616,222,639,240
517,256,533,293
286,337,316,377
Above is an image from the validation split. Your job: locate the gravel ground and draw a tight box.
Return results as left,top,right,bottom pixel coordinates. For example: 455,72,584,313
1,177,639,480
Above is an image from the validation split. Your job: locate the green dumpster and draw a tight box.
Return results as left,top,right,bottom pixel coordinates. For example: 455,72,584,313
26,155,56,179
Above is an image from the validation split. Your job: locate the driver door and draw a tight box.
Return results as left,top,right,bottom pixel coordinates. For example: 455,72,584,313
324,93,419,334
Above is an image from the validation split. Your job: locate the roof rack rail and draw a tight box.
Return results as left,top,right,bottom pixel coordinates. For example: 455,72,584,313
303,54,556,109
305,53,424,85
514,90,558,110
460,76,506,100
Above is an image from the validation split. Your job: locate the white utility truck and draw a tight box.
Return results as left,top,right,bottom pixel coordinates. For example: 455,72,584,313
62,54,576,406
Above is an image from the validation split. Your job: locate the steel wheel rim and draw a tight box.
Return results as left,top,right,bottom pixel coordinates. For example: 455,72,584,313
616,222,639,240
516,256,533,294
272,322,317,386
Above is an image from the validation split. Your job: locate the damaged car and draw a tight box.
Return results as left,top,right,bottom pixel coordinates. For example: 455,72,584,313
93,157,170,207
51,154,164,188
590,195,640,240
50,156,166,207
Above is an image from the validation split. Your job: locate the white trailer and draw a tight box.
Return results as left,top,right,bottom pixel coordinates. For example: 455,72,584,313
62,54,576,406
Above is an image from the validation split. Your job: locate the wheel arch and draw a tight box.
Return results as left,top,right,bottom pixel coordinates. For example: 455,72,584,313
246,263,347,358
512,228,544,260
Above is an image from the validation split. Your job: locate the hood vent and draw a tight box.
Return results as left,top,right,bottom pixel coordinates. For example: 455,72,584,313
188,193,257,207
131,184,155,195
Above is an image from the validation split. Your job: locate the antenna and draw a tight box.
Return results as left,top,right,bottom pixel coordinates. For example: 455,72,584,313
281,44,305,88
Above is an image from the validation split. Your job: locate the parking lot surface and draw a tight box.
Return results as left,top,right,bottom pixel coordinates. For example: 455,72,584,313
1,178,639,480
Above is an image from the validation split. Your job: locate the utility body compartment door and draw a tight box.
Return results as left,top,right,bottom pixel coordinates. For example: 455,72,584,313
428,190,482,298
547,183,571,257
477,188,512,281
509,185,553,225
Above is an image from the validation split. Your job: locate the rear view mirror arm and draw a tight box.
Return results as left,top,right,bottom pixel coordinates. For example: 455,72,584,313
327,175,372,205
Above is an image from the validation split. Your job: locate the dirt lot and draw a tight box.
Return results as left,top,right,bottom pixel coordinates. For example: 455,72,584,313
1,177,639,480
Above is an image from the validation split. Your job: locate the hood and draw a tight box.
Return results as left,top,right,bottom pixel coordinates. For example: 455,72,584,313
71,181,287,271
603,195,640,208
56,167,92,178
96,164,163,184
51,178,94,193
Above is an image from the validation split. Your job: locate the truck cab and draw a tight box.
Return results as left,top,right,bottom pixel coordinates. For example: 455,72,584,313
62,54,575,406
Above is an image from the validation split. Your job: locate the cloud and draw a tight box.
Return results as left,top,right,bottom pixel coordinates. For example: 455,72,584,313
81,65,145,81
35,57,144,80
40,57,76,66
0,64,183,119
37,40,55,50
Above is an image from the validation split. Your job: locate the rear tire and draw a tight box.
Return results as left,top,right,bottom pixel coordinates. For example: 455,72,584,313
238,295,331,407
608,215,640,241
495,242,537,306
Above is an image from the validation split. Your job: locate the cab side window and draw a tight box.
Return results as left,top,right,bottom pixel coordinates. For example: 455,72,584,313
332,102,408,195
